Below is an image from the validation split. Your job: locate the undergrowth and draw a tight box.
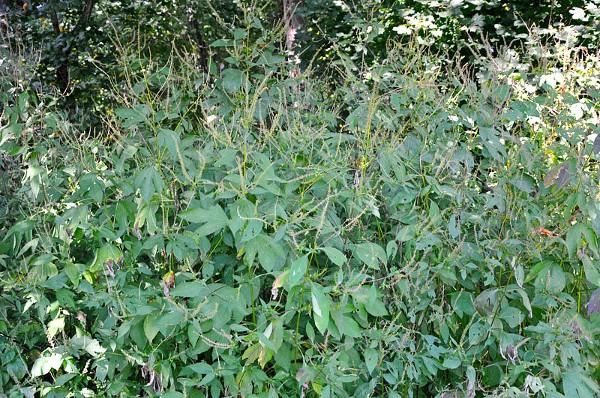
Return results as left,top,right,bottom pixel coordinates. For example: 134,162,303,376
1,27,600,398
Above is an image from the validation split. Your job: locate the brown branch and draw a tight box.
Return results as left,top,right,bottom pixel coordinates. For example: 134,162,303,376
49,0,96,94
283,0,303,78
48,4,68,92
76,0,95,29
188,14,209,71
49,8,60,33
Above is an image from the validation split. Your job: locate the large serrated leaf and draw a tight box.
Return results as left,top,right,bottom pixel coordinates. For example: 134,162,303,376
563,371,600,398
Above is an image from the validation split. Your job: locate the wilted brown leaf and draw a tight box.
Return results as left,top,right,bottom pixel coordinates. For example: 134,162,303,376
587,288,600,317
555,164,570,188
543,165,561,188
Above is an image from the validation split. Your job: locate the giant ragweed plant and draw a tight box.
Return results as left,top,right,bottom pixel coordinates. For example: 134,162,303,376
1,32,600,398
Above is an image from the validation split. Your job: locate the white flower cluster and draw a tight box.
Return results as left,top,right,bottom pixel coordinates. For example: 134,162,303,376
392,12,442,39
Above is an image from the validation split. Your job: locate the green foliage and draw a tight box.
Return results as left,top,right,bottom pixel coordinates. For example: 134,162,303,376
297,0,600,68
3,0,599,128
2,3,600,398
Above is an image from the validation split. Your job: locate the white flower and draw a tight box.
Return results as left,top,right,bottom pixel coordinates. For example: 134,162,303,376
448,115,459,122
527,116,542,126
468,14,484,32
569,7,588,21
406,14,435,30
586,3,599,16
587,111,600,126
206,115,218,124
523,82,537,94
539,72,564,88
570,103,587,120
392,25,412,35
417,36,433,45
333,0,350,11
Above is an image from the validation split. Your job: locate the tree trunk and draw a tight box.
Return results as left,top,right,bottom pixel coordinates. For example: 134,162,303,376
76,0,95,29
189,15,209,72
49,0,96,93
48,7,69,92
282,0,302,77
